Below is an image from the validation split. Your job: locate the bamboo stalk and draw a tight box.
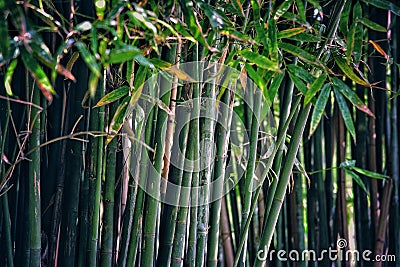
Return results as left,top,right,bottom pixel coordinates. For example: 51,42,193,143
100,101,118,267
141,45,177,266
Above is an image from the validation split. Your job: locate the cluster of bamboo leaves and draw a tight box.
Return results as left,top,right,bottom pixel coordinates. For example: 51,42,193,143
0,0,399,266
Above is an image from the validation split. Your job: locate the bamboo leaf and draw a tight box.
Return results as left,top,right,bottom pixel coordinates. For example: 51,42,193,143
288,70,308,94
351,166,389,179
287,32,321,42
149,58,195,82
88,72,99,98
21,48,56,102
333,86,356,142
4,59,17,96
267,18,278,62
357,17,386,32
304,74,327,106
295,0,306,21
232,0,245,16
287,64,315,84
129,85,144,108
95,86,130,107
279,42,323,68
245,63,265,90
277,27,306,39
334,54,370,86
274,0,294,20
352,2,363,64
267,70,285,106
251,0,267,47
345,169,369,195
75,41,101,78
339,0,352,34
369,40,389,61
309,83,331,136
220,29,257,44
339,159,356,168
346,22,357,64
240,50,279,72
107,95,130,144
107,45,142,64
361,0,400,16
332,77,374,117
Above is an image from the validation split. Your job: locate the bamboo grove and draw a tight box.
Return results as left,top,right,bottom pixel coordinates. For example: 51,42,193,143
0,0,399,266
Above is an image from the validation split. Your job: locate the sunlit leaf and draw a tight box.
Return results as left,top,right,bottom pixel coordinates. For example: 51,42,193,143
220,29,257,44
334,86,356,142
149,58,195,82
245,63,265,91
304,74,327,106
309,83,331,136
339,159,356,168
334,54,370,86
332,77,374,117
95,86,130,107
75,41,101,78
241,50,279,72
351,166,389,179
277,27,306,39
274,0,294,20
361,0,400,16
369,40,389,61
4,59,17,96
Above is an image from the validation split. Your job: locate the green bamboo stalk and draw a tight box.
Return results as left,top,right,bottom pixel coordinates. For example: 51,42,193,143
87,71,106,267
195,63,218,267
100,101,118,267
237,90,262,267
253,103,312,267
141,45,177,266
171,54,201,267
207,86,234,267
157,94,192,266
28,81,42,266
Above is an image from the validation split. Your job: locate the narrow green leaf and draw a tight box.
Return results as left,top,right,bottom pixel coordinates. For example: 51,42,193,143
304,74,327,106
345,169,369,195
95,86,130,107
21,48,56,102
245,63,265,91
4,59,17,96
287,32,321,42
333,86,356,142
309,83,331,136
274,0,294,20
268,18,278,62
339,0,352,34
267,70,285,106
352,2,363,64
241,50,279,72
357,17,386,32
287,64,315,84
220,29,256,44
75,41,101,78
334,55,370,86
277,27,306,39
279,42,323,68
107,95,130,143
107,45,142,64
351,166,389,179
295,0,306,21
287,70,308,94
346,22,357,64
361,0,400,16
332,77,374,117
88,72,99,98
232,0,245,16
251,0,267,47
